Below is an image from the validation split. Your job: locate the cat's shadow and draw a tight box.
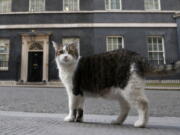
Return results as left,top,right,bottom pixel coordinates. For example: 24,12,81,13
71,121,180,131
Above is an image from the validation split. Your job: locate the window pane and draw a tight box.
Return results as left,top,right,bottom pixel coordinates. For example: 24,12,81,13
158,37,162,43
154,0,159,9
148,44,152,51
158,44,162,51
105,0,109,9
116,0,120,9
0,54,8,61
0,39,9,69
64,0,79,11
153,37,157,43
107,36,123,51
148,52,153,60
111,0,116,9
159,52,164,60
0,46,8,53
144,0,160,10
153,52,158,60
0,0,11,13
153,44,157,51
69,0,73,10
147,36,165,64
74,0,78,10
30,0,45,12
106,0,121,10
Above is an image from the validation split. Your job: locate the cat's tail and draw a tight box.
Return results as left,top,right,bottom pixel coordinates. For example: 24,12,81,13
144,60,180,76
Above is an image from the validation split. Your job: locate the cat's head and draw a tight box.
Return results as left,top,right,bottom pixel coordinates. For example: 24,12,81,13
52,41,79,66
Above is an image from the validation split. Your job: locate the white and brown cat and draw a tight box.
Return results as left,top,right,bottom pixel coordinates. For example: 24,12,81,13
52,41,180,128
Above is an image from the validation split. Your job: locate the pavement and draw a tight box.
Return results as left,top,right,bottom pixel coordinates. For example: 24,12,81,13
0,87,180,134
0,111,180,135
0,87,180,117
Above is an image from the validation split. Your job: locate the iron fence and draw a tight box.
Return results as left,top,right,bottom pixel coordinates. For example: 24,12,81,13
144,57,178,66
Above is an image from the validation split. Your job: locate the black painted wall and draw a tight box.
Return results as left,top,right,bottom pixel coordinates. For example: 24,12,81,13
176,16,180,58
8,0,180,12
0,27,179,80
123,0,144,10
0,0,180,81
93,27,179,60
46,0,62,11
161,0,180,10
0,29,22,80
12,0,29,12
0,12,176,25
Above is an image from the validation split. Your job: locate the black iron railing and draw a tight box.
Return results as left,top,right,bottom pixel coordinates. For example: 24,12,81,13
145,58,178,66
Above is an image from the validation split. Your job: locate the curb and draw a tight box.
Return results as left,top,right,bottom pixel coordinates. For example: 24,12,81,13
145,86,180,90
1,85,180,90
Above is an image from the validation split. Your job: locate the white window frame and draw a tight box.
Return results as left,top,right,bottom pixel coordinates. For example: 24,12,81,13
0,39,10,70
144,0,161,11
147,36,166,64
62,37,80,54
29,0,45,12
105,0,122,10
63,0,80,11
106,36,124,51
0,0,12,13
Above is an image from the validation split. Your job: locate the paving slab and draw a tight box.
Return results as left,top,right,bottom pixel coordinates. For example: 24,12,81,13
0,111,180,135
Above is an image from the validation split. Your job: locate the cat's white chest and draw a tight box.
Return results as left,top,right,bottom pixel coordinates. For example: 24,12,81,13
60,70,73,83
58,66,75,88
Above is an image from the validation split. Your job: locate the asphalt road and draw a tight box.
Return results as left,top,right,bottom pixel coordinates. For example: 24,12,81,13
0,87,180,117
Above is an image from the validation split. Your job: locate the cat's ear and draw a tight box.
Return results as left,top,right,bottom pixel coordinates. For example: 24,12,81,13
52,41,59,51
70,42,78,49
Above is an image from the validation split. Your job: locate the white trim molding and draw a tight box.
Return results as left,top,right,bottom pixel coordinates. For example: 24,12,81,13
0,23,177,29
0,10,179,15
20,34,49,82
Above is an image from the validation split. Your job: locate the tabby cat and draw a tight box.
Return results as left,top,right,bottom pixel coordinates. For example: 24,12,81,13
52,41,180,128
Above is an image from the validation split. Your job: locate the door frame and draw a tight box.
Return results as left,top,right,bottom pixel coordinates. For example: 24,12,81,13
20,33,50,82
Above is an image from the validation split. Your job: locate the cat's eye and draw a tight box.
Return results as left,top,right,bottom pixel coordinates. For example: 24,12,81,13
56,50,64,56
68,50,74,54
59,50,64,54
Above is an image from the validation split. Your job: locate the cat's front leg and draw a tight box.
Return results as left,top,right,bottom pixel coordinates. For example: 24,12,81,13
64,91,78,122
64,89,84,122
75,96,84,122
72,84,84,122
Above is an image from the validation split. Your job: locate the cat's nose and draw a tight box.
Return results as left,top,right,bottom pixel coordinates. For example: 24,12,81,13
63,56,69,62
64,56,68,59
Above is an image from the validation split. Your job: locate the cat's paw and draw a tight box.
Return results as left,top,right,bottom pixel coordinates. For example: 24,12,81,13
75,117,83,122
134,120,146,128
64,115,75,122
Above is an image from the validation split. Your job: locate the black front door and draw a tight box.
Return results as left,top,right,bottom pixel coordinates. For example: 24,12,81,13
28,52,43,82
